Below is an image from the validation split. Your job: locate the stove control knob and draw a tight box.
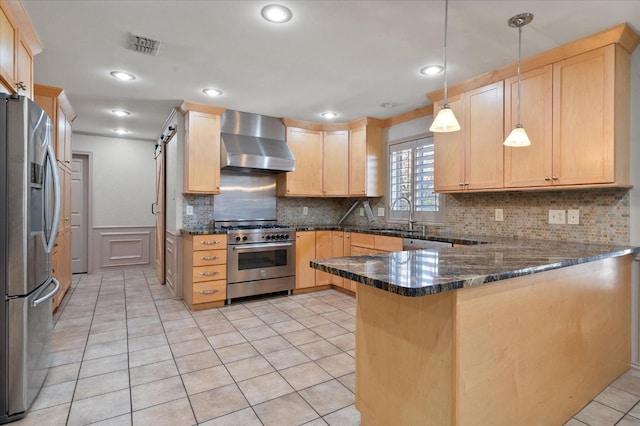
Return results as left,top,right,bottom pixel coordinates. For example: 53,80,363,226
242,236,248,241
235,236,241,242
266,235,272,240
280,234,286,239
284,234,289,239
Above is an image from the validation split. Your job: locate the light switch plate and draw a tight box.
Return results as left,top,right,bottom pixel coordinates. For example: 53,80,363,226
359,208,364,217
567,209,579,224
495,209,504,222
549,209,566,224
186,205,193,215
377,208,385,217
302,206,309,215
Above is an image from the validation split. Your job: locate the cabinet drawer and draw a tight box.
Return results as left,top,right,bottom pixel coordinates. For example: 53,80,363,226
351,246,378,256
193,280,226,304
351,233,375,249
193,249,227,266
193,235,227,251
374,235,403,252
192,264,226,283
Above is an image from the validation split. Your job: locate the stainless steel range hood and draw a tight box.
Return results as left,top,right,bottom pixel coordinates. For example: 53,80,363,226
220,110,295,173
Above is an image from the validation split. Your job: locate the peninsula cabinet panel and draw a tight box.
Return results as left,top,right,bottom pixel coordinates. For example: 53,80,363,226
183,111,221,194
504,65,553,188
322,130,349,196
278,127,323,196
295,231,316,289
552,45,622,186
331,231,345,288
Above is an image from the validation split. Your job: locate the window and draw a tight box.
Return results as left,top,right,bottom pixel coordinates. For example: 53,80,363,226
388,136,445,225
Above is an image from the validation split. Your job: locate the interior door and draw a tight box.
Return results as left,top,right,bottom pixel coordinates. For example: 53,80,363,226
154,142,165,284
71,155,88,273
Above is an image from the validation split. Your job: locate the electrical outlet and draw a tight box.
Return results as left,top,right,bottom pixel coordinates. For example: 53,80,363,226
548,209,566,224
567,209,580,225
359,208,364,217
377,207,385,217
495,209,504,222
302,206,309,215
186,205,193,215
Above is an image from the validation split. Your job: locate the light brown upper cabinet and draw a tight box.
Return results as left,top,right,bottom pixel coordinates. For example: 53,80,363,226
552,45,625,186
504,65,553,188
0,1,41,98
349,121,385,197
434,81,504,192
278,118,385,197
180,101,226,194
277,127,324,196
322,130,349,196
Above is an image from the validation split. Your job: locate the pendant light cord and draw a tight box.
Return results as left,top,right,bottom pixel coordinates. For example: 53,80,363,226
443,0,449,107
516,25,522,126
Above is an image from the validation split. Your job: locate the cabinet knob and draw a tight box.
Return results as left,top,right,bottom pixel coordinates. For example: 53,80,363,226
544,176,551,181
552,176,559,181
459,182,464,186
16,81,27,91
65,217,70,221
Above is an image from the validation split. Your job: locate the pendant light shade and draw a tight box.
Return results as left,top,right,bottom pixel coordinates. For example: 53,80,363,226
504,13,533,147
430,106,461,132
429,0,460,133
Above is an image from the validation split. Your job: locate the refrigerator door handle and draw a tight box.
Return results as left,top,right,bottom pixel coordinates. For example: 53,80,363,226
45,142,61,254
32,278,60,308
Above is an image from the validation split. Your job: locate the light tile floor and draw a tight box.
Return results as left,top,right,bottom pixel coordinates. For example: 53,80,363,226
12,269,640,425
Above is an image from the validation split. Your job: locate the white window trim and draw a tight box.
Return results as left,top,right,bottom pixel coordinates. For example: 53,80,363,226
387,135,445,226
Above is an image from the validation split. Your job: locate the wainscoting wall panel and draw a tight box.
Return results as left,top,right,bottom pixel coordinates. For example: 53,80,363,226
165,231,181,298
92,226,155,271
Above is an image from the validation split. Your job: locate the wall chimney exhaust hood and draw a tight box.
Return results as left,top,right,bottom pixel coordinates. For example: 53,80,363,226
220,110,295,173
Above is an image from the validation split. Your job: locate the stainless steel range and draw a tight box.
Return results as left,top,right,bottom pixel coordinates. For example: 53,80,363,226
221,223,295,304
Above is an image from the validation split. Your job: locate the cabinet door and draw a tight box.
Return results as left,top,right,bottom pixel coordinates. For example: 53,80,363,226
284,127,323,196
315,231,333,286
465,81,504,190
504,65,553,188
552,46,615,185
16,38,32,98
184,111,221,193
330,231,344,287
62,168,71,232
322,130,349,196
374,235,402,252
295,231,316,288
0,7,16,89
56,106,67,164
349,126,366,196
433,96,466,192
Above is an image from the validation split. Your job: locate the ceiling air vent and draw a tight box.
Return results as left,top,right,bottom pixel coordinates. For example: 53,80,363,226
128,33,161,56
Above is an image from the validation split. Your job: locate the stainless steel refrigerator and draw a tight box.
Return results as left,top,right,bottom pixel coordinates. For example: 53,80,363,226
0,94,61,424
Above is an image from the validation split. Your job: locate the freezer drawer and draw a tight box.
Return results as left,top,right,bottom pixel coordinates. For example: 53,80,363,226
6,278,58,417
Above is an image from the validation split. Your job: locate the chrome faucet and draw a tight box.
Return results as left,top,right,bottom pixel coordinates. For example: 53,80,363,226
390,196,416,231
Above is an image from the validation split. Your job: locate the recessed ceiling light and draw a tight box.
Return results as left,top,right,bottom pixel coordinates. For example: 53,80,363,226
420,65,444,76
110,71,136,81
381,103,396,108
261,4,293,23
202,88,223,97
112,128,129,134
111,109,131,117
321,112,338,119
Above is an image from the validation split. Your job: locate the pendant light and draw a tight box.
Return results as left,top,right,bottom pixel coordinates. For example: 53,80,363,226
429,0,461,133
504,13,534,147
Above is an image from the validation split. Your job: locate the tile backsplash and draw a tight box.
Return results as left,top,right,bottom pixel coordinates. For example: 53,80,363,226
185,188,630,244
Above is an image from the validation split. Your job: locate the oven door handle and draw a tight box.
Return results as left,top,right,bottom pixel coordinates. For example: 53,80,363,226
232,242,294,251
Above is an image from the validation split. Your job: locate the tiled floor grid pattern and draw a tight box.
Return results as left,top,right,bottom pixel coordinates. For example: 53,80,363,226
12,269,640,426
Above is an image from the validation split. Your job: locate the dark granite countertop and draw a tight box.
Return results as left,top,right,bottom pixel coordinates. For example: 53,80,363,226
311,237,640,297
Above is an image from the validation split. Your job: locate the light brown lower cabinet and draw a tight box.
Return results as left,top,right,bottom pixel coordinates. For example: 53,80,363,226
182,234,227,310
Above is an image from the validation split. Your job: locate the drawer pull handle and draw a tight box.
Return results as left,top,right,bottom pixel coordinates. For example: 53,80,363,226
199,289,219,295
201,241,220,245
200,256,220,261
200,271,220,276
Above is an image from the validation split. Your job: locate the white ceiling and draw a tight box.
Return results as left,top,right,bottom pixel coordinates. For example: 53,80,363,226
21,1,640,142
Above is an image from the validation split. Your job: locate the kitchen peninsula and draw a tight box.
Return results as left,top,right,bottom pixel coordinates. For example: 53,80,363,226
311,238,640,425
